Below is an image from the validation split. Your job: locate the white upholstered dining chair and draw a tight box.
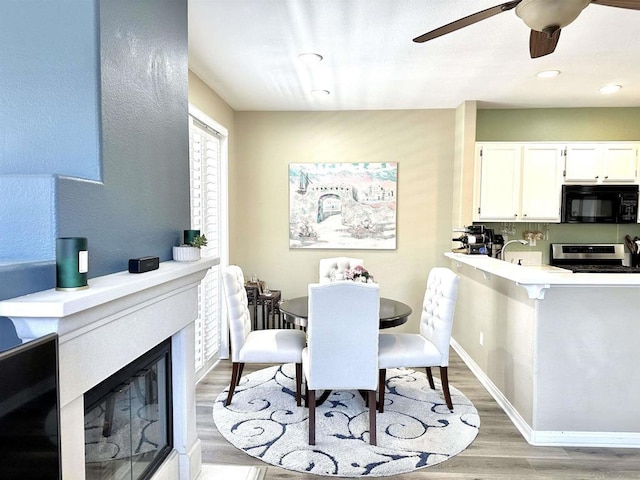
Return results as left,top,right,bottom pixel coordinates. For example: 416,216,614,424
222,265,307,406
303,281,380,445
378,267,460,412
318,257,364,283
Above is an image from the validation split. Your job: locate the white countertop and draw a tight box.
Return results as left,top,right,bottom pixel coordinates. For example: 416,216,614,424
444,252,640,299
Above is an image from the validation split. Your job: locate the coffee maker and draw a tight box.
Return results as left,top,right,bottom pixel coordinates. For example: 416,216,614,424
452,225,503,256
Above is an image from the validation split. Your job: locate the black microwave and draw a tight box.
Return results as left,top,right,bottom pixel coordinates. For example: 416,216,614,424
561,184,639,224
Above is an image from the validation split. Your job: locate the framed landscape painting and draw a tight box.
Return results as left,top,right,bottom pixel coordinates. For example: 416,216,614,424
289,162,397,249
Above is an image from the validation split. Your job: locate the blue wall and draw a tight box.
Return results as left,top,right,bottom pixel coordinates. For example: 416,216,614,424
0,1,101,180
0,0,190,348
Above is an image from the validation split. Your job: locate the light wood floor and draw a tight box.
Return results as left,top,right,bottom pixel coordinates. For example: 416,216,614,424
196,350,640,479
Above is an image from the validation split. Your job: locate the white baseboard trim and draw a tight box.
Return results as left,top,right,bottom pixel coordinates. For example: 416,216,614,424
530,430,640,448
450,338,640,448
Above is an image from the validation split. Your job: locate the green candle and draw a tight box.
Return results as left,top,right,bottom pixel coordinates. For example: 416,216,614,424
184,229,200,245
56,237,89,291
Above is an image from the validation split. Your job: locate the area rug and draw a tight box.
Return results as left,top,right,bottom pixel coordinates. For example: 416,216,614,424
212,364,479,477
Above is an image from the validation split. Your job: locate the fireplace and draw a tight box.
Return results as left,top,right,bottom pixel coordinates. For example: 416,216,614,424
85,339,172,480
0,258,216,480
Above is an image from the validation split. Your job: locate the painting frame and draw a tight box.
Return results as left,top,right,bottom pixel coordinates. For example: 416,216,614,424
289,162,397,250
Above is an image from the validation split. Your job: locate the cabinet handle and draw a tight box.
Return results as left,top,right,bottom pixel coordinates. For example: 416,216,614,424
523,213,527,217
514,214,518,217
595,175,599,179
604,176,609,179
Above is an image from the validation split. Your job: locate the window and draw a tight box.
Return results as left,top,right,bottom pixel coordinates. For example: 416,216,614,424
188,106,228,380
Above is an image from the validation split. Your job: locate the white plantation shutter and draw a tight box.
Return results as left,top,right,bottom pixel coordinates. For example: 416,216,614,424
189,110,228,378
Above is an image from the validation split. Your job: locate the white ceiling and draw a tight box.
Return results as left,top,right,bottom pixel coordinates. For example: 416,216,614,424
188,0,640,111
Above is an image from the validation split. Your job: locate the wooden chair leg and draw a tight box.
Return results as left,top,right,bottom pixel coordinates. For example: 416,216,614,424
295,363,302,406
225,362,244,406
308,389,316,445
440,366,453,411
367,390,377,445
426,367,435,389
378,369,387,413
237,363,245,384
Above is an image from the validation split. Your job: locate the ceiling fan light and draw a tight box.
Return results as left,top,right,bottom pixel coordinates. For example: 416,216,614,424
516,0,590,32
600,84,622,94
536,69,560,78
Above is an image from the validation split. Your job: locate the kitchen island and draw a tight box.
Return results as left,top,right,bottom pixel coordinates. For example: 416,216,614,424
445,252,640,448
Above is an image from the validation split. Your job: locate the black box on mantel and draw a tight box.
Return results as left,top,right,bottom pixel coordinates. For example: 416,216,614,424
128,256,159,273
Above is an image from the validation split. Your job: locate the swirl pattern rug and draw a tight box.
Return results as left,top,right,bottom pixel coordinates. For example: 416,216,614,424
212,364,479,477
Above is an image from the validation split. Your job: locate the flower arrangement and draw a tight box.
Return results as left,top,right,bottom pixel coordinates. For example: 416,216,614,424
344,265,374,283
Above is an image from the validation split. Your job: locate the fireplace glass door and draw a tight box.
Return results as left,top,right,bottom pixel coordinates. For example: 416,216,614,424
84,340,172,480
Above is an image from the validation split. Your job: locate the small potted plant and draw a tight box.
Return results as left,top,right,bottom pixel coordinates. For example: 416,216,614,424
173,231,208,262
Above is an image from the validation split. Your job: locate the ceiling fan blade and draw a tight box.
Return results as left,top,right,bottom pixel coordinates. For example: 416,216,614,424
530,29,561,58
413,0,522,43
590,0,640,10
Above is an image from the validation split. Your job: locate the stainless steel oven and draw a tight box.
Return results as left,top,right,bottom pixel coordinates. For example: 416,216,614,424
561,184,638,224
550,243,640,273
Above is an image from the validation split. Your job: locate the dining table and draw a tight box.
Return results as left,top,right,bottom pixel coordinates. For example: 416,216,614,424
279,296,412,329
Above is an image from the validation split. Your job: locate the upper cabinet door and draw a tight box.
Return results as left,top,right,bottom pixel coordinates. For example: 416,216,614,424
564,144,638,183
475,144,521,221
564,145,601,182
601,144,637,182
521,145,563,221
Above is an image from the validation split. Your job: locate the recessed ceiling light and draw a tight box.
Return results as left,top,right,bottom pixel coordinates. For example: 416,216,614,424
600,84,622,94
311,89,330,97
536,69,560,78
298,52,323,64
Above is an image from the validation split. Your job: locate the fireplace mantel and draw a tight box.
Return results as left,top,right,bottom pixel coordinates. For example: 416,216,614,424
0,258,217,480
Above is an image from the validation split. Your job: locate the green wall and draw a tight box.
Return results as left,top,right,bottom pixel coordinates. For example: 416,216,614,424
477,108,640,142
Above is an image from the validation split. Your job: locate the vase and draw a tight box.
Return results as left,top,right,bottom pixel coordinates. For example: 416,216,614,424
172,246,201,262
184,229,200,245
56,237,89,291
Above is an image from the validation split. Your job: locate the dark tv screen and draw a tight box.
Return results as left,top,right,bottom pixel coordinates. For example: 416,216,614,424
0,333,61,479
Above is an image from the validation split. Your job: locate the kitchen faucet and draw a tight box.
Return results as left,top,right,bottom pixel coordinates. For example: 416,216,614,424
498,239,528,261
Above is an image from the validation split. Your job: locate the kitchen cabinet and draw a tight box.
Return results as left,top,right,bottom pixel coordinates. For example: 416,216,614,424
564,144,638,183
474,144,521,221
474,144,563,222
521,146,563,221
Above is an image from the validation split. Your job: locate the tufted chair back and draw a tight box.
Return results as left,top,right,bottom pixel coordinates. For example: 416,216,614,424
419,267,460,366
318,257,364,283
222,265,252,363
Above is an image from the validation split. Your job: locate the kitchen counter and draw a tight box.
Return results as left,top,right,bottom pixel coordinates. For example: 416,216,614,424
445,252,640,299
445,251,640,449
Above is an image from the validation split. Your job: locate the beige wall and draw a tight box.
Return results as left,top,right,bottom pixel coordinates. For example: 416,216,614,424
188,70,237,261
233,110,456,330
188,70,235,130
188,72,458,330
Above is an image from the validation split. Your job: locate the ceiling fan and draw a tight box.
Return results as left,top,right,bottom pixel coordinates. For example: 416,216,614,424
414,0,640,58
